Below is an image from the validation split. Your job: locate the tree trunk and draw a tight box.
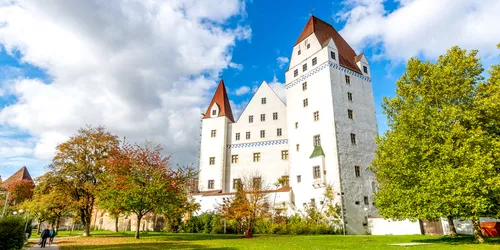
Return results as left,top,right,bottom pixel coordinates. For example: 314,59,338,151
82,208,91,236
37,219,43,234
472,218,484,243
55,215,60,232
114,217,119,233
447,216,457,237
135,214,142,239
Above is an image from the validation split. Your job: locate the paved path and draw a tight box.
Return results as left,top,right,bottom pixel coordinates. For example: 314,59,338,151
28,241,59,250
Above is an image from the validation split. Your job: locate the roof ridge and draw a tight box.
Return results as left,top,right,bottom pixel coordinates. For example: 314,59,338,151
203,80,235,122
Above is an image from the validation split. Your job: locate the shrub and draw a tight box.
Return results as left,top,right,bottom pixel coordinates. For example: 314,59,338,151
0,216,25,250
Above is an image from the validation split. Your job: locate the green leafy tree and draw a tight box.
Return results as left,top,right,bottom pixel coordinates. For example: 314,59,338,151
372,45,500,242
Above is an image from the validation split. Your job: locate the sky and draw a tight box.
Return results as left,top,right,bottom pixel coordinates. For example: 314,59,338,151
0,0,499,179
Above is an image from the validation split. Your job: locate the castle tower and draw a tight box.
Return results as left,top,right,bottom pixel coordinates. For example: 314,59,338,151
285,16,378,234
198,80,234,192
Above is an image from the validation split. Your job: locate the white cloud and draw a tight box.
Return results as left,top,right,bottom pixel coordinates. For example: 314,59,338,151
228,62,244,70
268,75,286,103
276,56,289,69
0,0,250,177
234,85,250,96
338,0,500,61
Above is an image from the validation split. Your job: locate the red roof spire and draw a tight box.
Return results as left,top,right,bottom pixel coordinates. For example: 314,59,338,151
295,16,362,74
203,80,235,122
2,166,33,189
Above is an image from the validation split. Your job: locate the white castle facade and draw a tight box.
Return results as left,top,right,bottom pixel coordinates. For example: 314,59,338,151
195,16,379,234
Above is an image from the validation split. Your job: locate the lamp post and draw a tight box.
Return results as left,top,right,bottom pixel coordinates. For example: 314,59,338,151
1,191,10,218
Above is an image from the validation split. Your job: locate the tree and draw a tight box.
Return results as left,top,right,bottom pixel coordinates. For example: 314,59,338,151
372,46,500,242
49,126,120,236
100,141,196,239
5,180,35,207
217,174,270,237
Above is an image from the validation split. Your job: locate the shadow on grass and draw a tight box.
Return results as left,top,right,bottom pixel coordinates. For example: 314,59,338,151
57,240,237,250
412,236,500,245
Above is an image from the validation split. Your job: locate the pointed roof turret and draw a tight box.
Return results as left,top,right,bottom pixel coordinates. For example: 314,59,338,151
2,166,33,189
295,16,362,74
203,80,235,122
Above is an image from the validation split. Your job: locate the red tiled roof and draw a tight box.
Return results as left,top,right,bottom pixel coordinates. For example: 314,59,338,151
2,166,33,189
295,16,362,74
203,80,235,122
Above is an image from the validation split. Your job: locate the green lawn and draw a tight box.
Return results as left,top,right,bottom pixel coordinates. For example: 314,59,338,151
48,231,500,250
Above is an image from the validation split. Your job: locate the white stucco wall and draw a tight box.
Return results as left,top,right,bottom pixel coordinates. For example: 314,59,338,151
368,218,422,235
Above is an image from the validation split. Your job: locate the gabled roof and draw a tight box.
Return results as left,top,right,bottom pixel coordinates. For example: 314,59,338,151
294,16,362,74
203,80,235,122
2,166,33,189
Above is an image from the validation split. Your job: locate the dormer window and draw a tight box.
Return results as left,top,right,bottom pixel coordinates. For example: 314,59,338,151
212,110,216,115
363,66,368,74
331,51,336,60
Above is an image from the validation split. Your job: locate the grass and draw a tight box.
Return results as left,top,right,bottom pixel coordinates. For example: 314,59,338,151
46,230,500,250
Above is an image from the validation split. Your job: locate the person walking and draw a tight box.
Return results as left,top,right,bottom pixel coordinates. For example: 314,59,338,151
39,226,50,248
48,226,56,245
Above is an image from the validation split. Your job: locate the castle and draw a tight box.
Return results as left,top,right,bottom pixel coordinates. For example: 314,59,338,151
195,16,379,234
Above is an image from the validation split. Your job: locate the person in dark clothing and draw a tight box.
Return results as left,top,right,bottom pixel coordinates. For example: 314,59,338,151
40,226,50,248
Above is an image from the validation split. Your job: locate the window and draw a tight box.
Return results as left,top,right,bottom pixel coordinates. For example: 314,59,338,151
363,66,368,74
355,201,360,205
296,144,300,151
281,175,289,185
303,63,307,72
260,130,265,138
273,112,278,120
294,69,298,77
232,155,239,164
312,57,317,66
303,98,308,107
313,135,321,147
246,132,251,139
331,51,336,60
307,43,310,49
313,111,319,121
212,110,216,115
261,114,265,122
281,150,289,160
249,115,253,123
208,180,214,189
253,152,261,162
298,50,301,55
355,166,360,177
211,130,216,137
253,177,262,189
233,178,241,189
351,133,356,144
297,175,301,183
345,75,351,84
348,109,354,119
295,122,298,129
364,196,369,205
347,92,353,101
236,133,240,141
313,166,321,179
209,157,215,165
277,128,282,136
261,97,267,104
302,82,307,91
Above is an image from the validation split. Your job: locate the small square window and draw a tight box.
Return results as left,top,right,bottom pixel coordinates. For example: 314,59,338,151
236,133,240,140
260,130,265,138
294,69,298,77
355,201,360,205
313,111,319,121
212,110,216,115
209,157,215,165
313,166,321,179
345,75,351,84
307,43,310,49
246,132,251,139
351,133,356,144
277,128,282,136
253,177,262,189
364,196,369,205
363,66,368,74
298,50,301,55
208,180,214,189
348,109,354,119
296,144,300,151
261,114,265,122
261,97,267,104
355,166,360,177
302,82,307,91
347,92,353,101
253,153,261,162
313,135,321,147
303,63,307,72
295,122,298,129
249,115,253,123
211,130,216,137
331,51,336,60
231,155,239,164
281,150,289,160
281,175,289,186
297,175,301,183
233,178,241,189
312,57,317,66
273,112,278,120
303,98,308,107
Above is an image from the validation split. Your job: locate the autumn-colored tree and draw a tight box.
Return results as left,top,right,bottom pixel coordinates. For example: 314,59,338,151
99,141,196,239
49,126,120,236
372,45,500,242
5,180,35,207
217,174,270,237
